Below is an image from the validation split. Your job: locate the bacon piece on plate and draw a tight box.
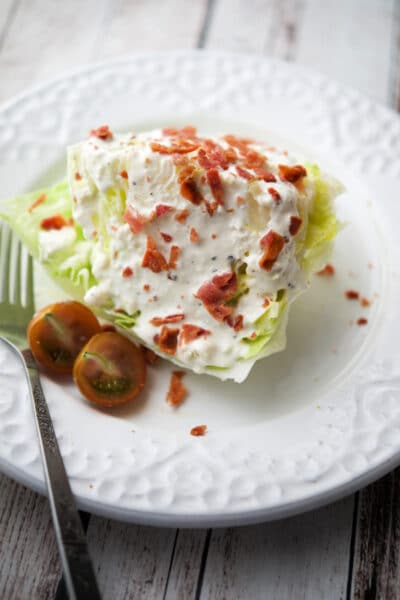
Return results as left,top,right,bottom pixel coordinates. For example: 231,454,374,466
278,164,307,183
90,125,112,140
142,236,168,273
150,314,185,326
196,272,237,322
179,324,211,345
166,371,187,407
156,326,179,354
124,206,146,234
259,230,285,271
40,215,72,230
289,216,302,236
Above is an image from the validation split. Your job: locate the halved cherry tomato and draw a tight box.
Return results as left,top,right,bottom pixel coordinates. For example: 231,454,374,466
73,332,146,407
27,301,101,375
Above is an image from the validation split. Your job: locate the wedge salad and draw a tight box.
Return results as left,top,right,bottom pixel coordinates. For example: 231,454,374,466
0,126,342,382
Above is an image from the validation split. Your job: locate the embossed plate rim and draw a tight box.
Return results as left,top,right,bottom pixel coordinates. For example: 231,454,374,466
0,50,399,526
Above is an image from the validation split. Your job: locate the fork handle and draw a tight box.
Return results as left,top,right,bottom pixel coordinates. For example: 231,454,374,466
21,349,102,600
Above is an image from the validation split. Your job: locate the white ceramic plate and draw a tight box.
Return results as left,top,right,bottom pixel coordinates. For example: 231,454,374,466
0,51,400,527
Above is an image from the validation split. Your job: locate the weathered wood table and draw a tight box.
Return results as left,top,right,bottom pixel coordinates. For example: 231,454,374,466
0,1,399,598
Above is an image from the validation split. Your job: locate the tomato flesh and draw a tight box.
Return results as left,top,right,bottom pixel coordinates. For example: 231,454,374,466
27,301,101,375
73,332,146,407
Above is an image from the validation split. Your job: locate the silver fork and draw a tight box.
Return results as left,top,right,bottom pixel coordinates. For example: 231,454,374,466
0,223,101,600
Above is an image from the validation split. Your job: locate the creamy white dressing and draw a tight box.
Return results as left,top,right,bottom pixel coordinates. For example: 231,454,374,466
39,226,77,261
66,129,314,372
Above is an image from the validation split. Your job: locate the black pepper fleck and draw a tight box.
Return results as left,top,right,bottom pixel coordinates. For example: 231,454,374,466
212,256,217,261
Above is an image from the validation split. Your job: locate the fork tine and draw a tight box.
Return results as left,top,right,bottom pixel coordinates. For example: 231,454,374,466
26,252,35,312
1,225,12,304
13,237,22,307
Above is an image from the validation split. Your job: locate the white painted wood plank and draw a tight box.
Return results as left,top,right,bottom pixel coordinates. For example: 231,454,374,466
205,0,305,56
199,498,354,600
86,516,176,600
0,0,208,105
296,0,396,104
0,0,16,38
204,0,276,53
164,529,209,600
0,473,61,599
0,0,110,104
98,0,207,58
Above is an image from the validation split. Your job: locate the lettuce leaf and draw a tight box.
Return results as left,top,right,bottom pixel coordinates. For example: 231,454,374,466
0,181,97,301
301,164,340,273
238,166,340,363
0,161,341,382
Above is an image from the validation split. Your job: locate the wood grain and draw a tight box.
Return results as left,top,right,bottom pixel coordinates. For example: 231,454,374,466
198,499,354,600
350,471,400,599
296,0,396,104
163,529,210,600
96,0,207,58
0,473,61,600
0,0,17,51
86,516,176,600
0,1,399,598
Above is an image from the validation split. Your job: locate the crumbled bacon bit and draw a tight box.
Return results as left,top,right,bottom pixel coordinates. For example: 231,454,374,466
141,345,158,365
143,284,151,292
243,150,265,170
345,290,360,300
357,318,368,326
195,272,237,322
120,170,128,179
175,209,189,224
155,204,173,217
150,314,185,326
236,195,245,206
156,326,179,354
142,236,168,273
163,126,197,138
90,125,112,140
179,324,211,345
40,215,72,230
252,167,276,183
233,314,244,332
250,332,257,339
197,141,235,170
259,231,285,271
236,166,253,180
268,188,281,202
168,245,180,269
122,266,133,278
74,172,82,181
278,164,307,183
223,134,254,153
166,371,187,407
360,297,371,307
289,216,302,236
207,167,224,206
190,227,200,243
190,425,207,437
151,141,199,154
160,232,173,243
317,264,335,276
179,166,204,205
162,127,179,136
124,206,146,234
263,298,270,308
28,193,46,213
211,233,217,239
